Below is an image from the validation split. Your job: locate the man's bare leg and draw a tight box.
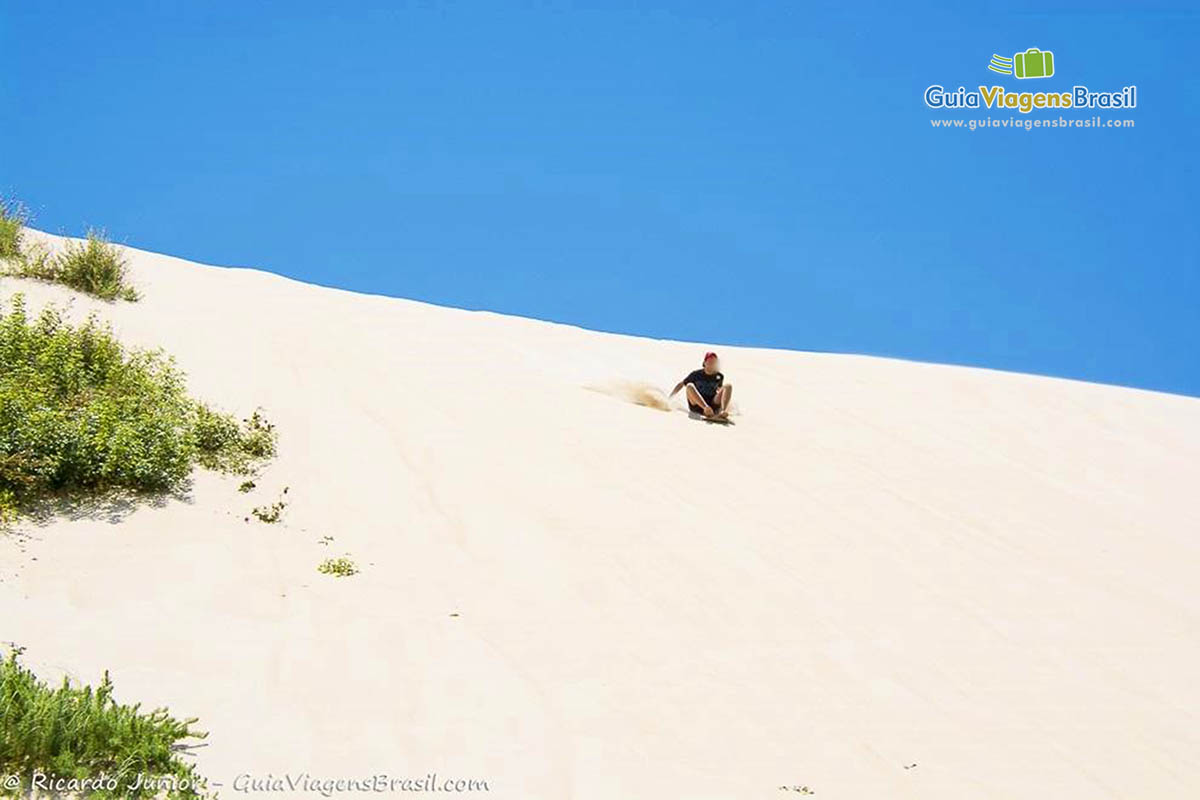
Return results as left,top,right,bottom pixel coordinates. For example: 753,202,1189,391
715,384,733,418
685,384,714,417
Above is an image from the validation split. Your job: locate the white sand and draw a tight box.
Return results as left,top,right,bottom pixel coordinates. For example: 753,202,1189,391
2,230,1199,798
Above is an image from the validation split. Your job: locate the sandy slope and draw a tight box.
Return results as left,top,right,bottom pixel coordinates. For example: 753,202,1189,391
2,230,1199,799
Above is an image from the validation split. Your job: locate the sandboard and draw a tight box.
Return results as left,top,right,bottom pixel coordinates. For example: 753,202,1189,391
688,411,734,425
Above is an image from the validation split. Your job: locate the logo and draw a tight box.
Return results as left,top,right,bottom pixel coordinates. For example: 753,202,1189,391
924,46,1136,116
989,48,1055,79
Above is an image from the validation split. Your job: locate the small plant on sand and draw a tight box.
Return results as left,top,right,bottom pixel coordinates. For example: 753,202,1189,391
238,479,256,493
0,295,276,523
318,557,358,577
0,651,207,798
0,198,27,261
194,408,277,475
250,501,284,523
250,487,288,523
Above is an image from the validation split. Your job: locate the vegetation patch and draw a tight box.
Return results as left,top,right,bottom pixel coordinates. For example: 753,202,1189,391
249,486,288,524
0,650,207,798
0,198,26,261
0,295,276,523
250,500,285,524
194,409,277,475
52,230,139,301
0,199,138,302
2,229,138,302
318,557,358,577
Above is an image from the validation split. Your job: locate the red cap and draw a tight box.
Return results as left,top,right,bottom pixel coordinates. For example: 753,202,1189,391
703,351,718,363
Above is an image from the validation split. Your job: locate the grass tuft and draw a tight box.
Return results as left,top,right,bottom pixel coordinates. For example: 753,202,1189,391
51,229,139,301
0,198,27,261
0,651,207,798
0,201,139,302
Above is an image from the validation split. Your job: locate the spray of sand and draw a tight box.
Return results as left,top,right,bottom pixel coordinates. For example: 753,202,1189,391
585,380,673,411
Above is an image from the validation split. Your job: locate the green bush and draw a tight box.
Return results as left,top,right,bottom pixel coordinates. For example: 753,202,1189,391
0,208,139,302
0,295,276,522
52,230,139,301
0,198,26,261
0,651,207,799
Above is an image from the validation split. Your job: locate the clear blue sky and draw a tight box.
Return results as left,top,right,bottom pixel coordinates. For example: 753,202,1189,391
3,1,1198,395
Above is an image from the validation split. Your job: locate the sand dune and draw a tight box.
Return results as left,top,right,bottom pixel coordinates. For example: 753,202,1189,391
2,230,1199,798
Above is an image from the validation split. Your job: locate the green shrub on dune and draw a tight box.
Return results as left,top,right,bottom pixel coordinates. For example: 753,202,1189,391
0,295,276,522
52,230,139,302
0,651,207,798
0,198,138,302
0,198,26,261
5,230,138,302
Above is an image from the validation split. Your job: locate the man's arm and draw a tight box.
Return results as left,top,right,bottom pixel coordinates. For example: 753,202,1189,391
668,380,686,398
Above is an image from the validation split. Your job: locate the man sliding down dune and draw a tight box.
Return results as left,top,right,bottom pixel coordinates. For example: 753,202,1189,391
669,352,732,419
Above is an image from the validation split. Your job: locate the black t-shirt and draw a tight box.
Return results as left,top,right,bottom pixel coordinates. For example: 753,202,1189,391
683,369,724,402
